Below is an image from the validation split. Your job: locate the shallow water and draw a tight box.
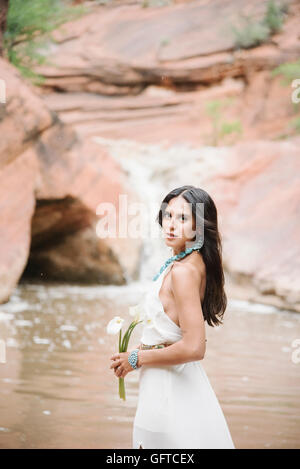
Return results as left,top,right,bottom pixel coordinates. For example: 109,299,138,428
0,281,299,449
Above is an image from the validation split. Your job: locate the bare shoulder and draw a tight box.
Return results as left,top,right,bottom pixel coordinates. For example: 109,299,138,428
170,257,203,290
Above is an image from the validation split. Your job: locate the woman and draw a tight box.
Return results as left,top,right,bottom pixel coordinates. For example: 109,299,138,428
110,185,235,449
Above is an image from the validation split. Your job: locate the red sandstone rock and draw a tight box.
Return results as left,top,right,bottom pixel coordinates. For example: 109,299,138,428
0,58,141,303
32,0,300,145
34,0,299,94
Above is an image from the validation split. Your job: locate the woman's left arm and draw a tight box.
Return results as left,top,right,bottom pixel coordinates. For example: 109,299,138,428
137,263,206,367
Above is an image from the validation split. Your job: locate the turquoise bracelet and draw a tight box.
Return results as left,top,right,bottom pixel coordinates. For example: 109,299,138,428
128,349,140,369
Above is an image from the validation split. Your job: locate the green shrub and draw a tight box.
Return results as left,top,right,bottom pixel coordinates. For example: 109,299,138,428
262,0,288,33
289,117,300,133
271,60,300,114
271,60,300,84
231,0,288,50
4,0,88,82
204,98,243,146
142,0,173,7
231,18,270,49
220,120,242,138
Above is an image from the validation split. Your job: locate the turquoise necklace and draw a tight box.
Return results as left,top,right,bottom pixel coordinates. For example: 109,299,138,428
152,236,204,281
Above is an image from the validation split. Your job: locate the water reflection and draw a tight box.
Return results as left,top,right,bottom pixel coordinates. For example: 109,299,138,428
0,281,299,449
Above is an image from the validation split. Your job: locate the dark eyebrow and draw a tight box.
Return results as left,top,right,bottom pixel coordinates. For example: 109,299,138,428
165,210,189,216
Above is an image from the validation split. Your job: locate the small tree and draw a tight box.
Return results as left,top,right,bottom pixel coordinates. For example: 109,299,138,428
3,0,87,81
231,0,288,50
204,98,242,146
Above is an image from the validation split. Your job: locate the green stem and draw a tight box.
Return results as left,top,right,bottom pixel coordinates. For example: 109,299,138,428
121,321,136,351
124,323,137,350
119,377,126,401
117,319,143,400
118,328,122,352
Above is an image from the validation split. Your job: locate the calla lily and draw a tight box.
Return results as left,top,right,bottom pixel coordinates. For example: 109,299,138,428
129,303,145,322
107,308,143,401
106,316,124,335
143,313,156,328
141,304,157,328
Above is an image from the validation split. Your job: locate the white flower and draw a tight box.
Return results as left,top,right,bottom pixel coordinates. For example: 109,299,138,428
143,316,155,328
106,316,124,335
143,309,157,328
129,303,145,322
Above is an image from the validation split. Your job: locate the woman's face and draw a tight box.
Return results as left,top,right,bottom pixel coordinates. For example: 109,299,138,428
161,196,196,255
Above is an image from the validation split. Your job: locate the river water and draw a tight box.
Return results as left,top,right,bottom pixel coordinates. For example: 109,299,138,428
0,279,299,449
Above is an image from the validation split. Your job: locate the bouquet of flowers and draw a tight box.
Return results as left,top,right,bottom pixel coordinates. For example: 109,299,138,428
106,303,145,401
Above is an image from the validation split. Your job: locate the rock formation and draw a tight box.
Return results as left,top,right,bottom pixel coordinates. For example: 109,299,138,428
0,57,141,304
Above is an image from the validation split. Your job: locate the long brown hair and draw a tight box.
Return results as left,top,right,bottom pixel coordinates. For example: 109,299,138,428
156,185,227,327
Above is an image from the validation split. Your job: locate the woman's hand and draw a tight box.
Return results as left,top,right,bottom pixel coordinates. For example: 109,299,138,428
110,351,137,378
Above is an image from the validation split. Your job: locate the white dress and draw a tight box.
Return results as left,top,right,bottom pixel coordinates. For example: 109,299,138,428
132,264,235,449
